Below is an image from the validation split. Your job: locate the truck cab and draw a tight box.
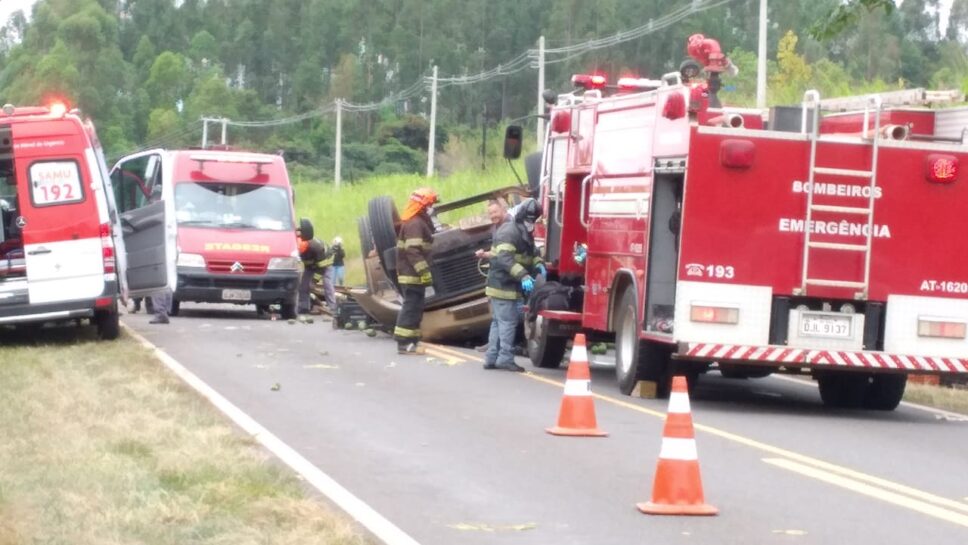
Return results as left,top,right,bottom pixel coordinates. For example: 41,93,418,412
1,103,171,337
111,149,301,317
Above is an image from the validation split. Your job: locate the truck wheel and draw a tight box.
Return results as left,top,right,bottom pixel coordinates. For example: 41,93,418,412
614,288,672,396
169,298,180,317
818,374,870,409
358,216,374,258
367,196,400,284
96,305,120,341
863,374,906,411
525,315,567,368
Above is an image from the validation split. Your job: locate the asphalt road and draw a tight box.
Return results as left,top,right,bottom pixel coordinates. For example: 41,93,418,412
124,303,968,545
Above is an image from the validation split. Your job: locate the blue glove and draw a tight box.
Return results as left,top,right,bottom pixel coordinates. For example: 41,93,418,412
535,263,547,278
573,243,587,265
521,275,534,295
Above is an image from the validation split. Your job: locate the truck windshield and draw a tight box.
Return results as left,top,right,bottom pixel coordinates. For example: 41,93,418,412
174,181,293,231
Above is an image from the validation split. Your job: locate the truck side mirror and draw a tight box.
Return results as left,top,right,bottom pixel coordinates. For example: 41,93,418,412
504,125,523,160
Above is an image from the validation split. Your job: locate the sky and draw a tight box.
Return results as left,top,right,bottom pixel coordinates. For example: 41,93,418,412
0,0,959,35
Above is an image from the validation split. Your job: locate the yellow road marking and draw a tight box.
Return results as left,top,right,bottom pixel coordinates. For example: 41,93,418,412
764,458,968,528
429,343,968,519
422,346,463,366
423,342,474,361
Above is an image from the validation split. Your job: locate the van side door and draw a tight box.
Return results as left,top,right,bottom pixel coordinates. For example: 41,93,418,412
110,152,171,297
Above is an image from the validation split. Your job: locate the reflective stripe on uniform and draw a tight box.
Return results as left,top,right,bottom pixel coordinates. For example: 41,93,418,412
485,286,519,300
414,260,429,273
510,263,527,278
398,237,429,249
393,326,421,339
398,275,423,285
492,242,516,254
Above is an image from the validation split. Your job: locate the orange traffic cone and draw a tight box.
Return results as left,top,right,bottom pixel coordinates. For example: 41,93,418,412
546,334,607,437
637,375,718,516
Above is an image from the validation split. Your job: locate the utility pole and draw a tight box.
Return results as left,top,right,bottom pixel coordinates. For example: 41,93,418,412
335,99,342,189
481,103,487,171
426,65,438,178
201,118,209,149
756,0,768,109
536,35,545,150
220,118,228,146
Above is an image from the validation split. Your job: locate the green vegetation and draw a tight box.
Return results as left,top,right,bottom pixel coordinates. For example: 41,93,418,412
0,328,367,544
2,0,968,181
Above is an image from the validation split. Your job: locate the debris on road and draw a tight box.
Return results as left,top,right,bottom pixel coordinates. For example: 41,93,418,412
447,522,537,532
270,382,281,391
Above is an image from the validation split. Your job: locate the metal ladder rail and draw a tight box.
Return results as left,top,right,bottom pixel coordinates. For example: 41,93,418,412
798,90,822,296
858,95,883,299
797,91,882,298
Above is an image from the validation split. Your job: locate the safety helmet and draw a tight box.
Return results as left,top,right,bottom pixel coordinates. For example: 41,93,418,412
514,198,542,232
401,187,439,221
333,236,343,246
298,217,314,240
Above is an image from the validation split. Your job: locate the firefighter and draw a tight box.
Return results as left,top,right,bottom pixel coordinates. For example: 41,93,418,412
296,218,332,315
394,187,439,355
483,197,544,372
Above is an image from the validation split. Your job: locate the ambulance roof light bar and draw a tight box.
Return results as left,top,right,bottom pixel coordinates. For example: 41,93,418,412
189,152,274,175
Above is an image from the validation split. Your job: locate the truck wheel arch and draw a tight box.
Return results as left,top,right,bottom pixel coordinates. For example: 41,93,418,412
607,270,639,333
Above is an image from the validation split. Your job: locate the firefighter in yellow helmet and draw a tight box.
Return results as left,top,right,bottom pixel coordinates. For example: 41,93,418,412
394,187,439,354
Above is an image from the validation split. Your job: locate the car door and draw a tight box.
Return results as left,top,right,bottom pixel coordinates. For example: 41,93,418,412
12,126,105,305
110,151,174,297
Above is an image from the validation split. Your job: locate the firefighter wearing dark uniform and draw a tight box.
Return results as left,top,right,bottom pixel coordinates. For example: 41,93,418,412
394,187,438,354
297,218,333,314
484,198,544,371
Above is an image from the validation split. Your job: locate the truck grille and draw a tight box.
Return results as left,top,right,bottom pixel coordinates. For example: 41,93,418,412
207,259,268,275
182,277,289,291
432,248,486,296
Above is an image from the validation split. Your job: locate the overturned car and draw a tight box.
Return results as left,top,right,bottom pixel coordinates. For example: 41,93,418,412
345,185,531,343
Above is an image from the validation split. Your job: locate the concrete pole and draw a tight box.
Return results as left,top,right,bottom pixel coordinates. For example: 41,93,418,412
536,35,545,150
201,118,209,149
756,0,768,109
220,118,228,145
426,65,438,178
335,99,342,189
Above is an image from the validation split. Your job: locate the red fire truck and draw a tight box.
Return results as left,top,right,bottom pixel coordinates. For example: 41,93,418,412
514,36,968,410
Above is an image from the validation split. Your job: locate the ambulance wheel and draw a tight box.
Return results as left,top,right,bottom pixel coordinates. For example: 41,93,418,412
96,305,120,341
614,288,672,396
168,299,180,317
817,373,869,409
526,315,566,369
863,374,906,411
280,302,298,320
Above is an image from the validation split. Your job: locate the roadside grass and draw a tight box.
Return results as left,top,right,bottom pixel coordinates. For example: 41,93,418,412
294,170,519,286
904,382,968,415
0,326,368,545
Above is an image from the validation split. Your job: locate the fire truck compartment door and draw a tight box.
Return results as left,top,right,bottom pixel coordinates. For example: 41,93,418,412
120,200,170,297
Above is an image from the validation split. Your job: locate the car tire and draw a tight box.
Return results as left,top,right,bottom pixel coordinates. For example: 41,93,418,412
96,304,120,341
863,374,906,411
367,196,400,284
358,216,374,259
525,314,567,369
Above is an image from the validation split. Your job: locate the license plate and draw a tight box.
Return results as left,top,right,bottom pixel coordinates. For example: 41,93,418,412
799,312,852,339
222,289,252,301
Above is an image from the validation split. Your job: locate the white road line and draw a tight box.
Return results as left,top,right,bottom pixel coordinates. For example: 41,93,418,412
770,374,968,421
122,323,422,545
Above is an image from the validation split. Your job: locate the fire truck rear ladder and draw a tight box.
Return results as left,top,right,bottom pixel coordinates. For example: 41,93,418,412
797,90,882,299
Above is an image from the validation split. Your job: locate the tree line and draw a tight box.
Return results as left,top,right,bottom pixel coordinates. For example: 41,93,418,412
1,0,967,180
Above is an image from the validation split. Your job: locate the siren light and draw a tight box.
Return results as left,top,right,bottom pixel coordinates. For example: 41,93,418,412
48,102,68,117
571,74,607,90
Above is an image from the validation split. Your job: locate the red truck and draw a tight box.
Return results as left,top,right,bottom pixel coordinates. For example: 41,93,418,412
512,37,968,410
